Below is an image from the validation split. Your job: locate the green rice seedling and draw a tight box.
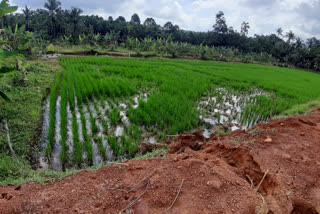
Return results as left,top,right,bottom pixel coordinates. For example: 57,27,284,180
121,135,138,158
94,101,101,116
159,130,167,141
96,137,106,161
108,98,115,109
73,73,83,106
108,135,120,156
127,124,141,141
56,57,320,160
66,71,75,112
45,72,63,159
102,119,108,134
59,74,68,165
79,110,88,142
90,116,98,136
109,107,121,126
72,114,82,165
85,139,93,166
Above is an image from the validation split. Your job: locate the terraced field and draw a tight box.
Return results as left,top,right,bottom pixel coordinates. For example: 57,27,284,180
41,56,320,170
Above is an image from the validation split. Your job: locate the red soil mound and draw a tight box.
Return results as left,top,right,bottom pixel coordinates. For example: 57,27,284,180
1,108,320,214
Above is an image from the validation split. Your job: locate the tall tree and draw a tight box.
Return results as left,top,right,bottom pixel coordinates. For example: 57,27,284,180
285,30,295,44
44,0,61,37
276,28,283,37
115,16,126,22
163,21,174,31
294,37,303,49
241,21,250,36
130,13,140,24
22,6,33,31
213,11,228,34
69,7,83,38
143,18,156,27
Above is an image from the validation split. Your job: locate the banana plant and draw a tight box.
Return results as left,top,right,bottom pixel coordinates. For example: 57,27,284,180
127,36,135,57
0,1,18,105
0,49,20,101
141,37,153,51
0,0,18,18
2,24,26,50
93,33,101,49
199,43,208,60
134,38,142,56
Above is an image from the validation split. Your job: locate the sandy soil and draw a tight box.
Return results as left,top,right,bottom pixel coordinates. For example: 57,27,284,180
1,108,320,214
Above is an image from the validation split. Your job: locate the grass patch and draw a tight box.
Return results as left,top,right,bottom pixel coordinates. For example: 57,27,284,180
0,60,62,159
278,98,320,117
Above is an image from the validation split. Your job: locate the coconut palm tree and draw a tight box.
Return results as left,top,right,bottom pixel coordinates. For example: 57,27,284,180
22,6,33,31
69,7,83,38
276,28,283,38
285,30,296,44
44,0,61,37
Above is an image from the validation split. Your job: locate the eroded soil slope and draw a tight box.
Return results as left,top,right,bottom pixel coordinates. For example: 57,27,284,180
1,108,320,214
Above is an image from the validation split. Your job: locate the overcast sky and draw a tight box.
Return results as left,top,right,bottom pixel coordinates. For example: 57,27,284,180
10,0,320,39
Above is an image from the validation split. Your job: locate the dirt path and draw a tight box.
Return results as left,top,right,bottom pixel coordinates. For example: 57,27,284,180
1,108,320,214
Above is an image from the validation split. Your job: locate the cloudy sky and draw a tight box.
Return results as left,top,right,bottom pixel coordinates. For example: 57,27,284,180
10,0,320,39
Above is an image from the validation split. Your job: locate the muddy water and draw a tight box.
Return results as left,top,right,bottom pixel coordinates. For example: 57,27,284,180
95,99,113,161
39,98,50,170
87,103,103,165
66,103,74,154
52,96,62,171
198,87,270,138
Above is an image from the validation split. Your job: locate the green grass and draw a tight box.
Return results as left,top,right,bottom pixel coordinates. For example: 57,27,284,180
0,61,61,158
279,98,320,117
0,60,63,182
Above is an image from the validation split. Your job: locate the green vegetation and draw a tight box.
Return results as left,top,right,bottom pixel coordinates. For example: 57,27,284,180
0,60,62,183
96,137,106,161
37,56,320,168
45,72,62,158
109,107,121,125
2,0,320,73
279,98,320,117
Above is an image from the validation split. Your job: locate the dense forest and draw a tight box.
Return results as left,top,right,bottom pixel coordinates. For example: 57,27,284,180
1,0,320,71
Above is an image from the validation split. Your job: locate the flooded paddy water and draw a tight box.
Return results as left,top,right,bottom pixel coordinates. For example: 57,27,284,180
39,87,271,171
198,87,270,138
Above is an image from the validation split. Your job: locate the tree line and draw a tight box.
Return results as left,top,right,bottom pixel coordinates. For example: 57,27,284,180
1,0,320,71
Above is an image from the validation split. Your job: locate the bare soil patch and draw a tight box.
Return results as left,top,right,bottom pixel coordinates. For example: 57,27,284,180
1,108,320,213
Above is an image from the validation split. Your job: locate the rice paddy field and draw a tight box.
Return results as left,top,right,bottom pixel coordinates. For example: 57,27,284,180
41,56,320,170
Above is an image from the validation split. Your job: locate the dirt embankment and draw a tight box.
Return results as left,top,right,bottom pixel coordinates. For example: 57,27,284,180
1,108,320,214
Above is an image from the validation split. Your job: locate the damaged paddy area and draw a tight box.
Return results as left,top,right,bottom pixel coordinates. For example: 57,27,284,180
40,56,320,170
